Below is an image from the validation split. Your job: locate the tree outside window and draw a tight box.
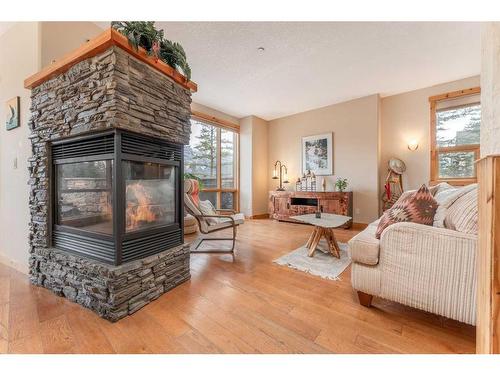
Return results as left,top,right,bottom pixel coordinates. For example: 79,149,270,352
184,118,238,209
430,88,480,185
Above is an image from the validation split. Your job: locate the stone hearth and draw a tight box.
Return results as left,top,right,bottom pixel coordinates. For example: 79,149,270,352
36,245,190,321
25,29,196,321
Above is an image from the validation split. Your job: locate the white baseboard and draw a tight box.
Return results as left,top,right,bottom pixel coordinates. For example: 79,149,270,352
0,253,28,275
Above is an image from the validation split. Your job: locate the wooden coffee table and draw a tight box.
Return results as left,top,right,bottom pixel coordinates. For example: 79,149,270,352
290,213,352,258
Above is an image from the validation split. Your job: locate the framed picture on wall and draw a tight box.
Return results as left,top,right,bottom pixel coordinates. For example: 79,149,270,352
302,132,333,175
5,96,20,131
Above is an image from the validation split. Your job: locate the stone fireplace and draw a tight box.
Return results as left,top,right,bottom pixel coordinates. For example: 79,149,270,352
25,29,197,321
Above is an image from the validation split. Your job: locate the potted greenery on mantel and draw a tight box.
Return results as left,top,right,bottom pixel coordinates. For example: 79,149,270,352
112,21,191,80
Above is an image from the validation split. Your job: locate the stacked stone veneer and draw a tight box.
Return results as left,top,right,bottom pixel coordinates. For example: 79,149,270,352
37,245,190,321
28,46,192,321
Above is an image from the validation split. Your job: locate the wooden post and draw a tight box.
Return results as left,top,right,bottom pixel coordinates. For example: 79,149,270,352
477,156,500,353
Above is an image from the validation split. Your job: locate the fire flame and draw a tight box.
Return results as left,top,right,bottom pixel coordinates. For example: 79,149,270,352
126,182,157,231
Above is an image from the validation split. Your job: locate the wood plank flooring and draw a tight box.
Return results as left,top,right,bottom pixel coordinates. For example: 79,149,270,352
0,219,475,354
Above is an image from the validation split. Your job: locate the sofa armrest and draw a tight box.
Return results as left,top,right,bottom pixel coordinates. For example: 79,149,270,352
377,222,477,325
380,221,477,248
348,224,380,266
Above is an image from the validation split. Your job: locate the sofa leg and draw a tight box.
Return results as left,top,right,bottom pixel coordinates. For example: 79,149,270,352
357,291,373,307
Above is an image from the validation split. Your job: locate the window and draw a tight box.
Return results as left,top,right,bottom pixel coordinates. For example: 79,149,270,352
430,87,481,185
184,114,239,210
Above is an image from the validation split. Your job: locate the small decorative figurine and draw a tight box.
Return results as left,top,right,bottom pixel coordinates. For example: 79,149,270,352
295,178,302,191
305,170,312,191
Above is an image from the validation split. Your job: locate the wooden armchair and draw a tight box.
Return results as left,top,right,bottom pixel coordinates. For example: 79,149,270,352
184,179,244,254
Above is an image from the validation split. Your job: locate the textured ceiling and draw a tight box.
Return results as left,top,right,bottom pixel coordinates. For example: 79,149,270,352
83,22,482,120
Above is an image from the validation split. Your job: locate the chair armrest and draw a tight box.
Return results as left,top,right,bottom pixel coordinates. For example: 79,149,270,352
194,214,236,226
215,209,236,215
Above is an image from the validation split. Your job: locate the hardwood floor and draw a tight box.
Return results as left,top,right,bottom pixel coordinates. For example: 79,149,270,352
0,219,475,354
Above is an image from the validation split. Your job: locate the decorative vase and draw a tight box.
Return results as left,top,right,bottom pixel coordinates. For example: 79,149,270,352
316,201,322,218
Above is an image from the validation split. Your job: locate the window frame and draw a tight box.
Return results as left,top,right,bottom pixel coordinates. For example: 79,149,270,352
429,87,481,186
190,111,240,211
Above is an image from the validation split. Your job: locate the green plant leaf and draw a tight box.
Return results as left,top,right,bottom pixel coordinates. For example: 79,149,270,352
112,21,192,80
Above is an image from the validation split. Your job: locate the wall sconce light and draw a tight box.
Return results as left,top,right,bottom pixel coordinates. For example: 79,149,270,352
407,140,419,151
272,160,289,191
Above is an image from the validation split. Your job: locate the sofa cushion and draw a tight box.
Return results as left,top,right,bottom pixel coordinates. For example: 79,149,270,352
444,187,478,234
376,184,438,239
433,183,477,227
429,182,454,196
432,186,459,227
348,225,380,266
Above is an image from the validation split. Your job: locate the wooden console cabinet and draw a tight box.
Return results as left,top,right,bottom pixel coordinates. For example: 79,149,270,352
268,191,353,228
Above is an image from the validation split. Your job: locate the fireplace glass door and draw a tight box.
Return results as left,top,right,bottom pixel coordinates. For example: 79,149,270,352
123,161,176,233
56,160,113,235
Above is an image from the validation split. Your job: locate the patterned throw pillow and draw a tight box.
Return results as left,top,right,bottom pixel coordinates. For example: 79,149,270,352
376,184,438,239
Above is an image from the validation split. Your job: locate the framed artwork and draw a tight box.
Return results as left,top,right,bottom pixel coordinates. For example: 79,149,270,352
302,132,333,175
6,96,20,131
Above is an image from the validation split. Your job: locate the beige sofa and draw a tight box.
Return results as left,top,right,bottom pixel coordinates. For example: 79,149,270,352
348,183,478,325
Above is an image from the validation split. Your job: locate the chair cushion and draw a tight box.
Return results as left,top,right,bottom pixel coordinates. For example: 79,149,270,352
184,179,200,206
199,200,218,224
376,184,437,239
208,213,245,231
444,187,478,234
184,193,202,216
348,225,380,266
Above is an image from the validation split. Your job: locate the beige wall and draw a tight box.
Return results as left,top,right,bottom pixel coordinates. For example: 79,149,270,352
239,117,253,216
41,22,103,68
380,76,480,192
268,95,380,224
191,102,239,126
238,116,269,217
251,117,269,216
0,22,41,272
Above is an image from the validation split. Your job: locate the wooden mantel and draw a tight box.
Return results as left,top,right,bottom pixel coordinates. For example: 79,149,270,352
24,28,197,92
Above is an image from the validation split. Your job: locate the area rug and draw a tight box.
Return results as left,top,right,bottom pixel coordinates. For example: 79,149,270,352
273,239,351,280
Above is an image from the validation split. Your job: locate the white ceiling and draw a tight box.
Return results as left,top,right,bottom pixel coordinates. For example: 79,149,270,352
84,22,481,120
